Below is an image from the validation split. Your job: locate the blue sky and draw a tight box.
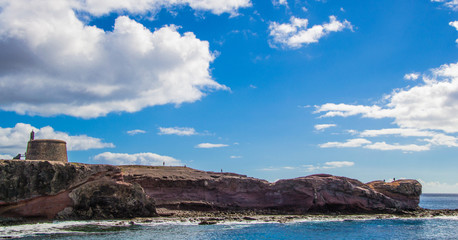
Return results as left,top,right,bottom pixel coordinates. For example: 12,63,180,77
0,0,457,193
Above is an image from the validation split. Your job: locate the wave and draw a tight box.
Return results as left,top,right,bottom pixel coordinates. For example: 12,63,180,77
2,216,457,239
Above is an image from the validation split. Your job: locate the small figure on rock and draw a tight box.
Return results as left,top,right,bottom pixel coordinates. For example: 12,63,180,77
163,161,165,166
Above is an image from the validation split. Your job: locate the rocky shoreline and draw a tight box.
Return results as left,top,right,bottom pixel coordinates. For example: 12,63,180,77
1,208,457,227
0,159,442,225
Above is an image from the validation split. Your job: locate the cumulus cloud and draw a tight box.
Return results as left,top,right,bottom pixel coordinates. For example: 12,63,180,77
0,123,114,155
158,127,197,136
94,152,182,166
127,129,146,135
230,155,242,158
269,16,352,48
404,72,420,80
420,179,458,193
314,124,336,131
195,143,229,148
319,138,371,148
0,0,231,118
316,62,458,133
315,62,458,152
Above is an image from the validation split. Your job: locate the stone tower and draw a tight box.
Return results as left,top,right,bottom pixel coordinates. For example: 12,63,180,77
26,131,68,162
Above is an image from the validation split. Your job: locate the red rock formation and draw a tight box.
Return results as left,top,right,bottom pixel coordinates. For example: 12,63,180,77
121,166,422,213
0,161,422,221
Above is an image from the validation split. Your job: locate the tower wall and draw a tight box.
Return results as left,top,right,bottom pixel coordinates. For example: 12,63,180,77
26,139,68,162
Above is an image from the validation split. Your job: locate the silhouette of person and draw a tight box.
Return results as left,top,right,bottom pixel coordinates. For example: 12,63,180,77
30,130,35,141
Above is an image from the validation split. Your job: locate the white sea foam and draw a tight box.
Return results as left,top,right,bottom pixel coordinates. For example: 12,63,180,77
0,220,130,239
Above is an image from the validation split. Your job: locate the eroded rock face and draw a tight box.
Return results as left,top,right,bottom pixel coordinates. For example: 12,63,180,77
0,160,156,220
366,180,422,210
121,167,422,213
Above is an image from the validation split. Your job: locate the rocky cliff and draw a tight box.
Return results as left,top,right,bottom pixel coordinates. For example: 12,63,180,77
0,160,156,220
0,160,422,221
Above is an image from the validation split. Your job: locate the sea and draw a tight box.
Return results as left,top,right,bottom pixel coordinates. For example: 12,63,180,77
1,193,457,240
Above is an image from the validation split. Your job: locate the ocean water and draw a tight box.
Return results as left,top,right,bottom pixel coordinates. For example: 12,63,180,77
420,193,458,210
1,194,457,240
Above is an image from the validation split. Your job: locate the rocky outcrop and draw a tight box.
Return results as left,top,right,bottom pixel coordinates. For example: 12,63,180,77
121,167,422,214
0,160,422,221
0,160,156,220
367,180,422,210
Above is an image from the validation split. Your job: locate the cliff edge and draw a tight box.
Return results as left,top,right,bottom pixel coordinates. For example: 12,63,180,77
0,160,422,221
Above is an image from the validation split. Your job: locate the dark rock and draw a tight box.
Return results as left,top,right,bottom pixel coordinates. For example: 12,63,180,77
198,220,217,225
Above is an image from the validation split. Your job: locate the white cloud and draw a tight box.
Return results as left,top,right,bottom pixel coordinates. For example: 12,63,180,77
314,123,336,131
323,161,354,168
0,123,114,155
363,142,430,152
127,129,146,135
272,0,287,6
431,0,458,11
315,103,391,118
360,128,458,147
450,21,458,43
404,72,420,80
316,62,458,133
319,138,371,148
195,143,229,148
0,0,230,118
260,161,354,172
94,152,182,166
420,179,458,193
269,16,352,49
450,21,458,30
79,0,252,16
319,135,432,152
314,62,458,152
282,166,295,170
230,155,242,158
360,128,433,137
158,127,197,136
346,129,358,135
